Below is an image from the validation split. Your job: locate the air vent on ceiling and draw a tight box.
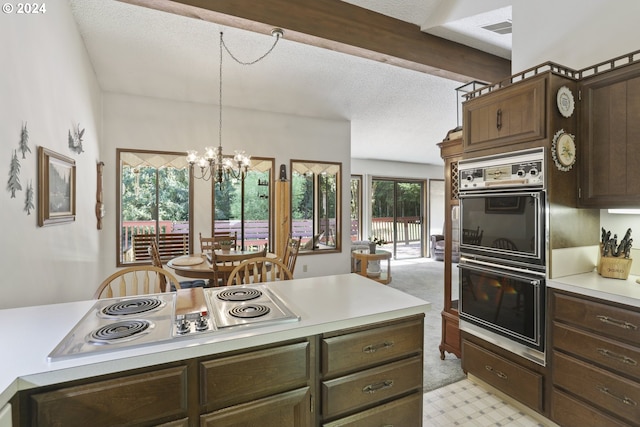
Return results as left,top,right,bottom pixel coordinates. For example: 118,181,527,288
482,20,512,35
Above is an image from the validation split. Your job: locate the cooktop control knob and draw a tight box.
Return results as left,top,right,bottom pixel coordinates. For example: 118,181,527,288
529,168,538,176
176,317,190,334
195,313,209,331
516,169,525,177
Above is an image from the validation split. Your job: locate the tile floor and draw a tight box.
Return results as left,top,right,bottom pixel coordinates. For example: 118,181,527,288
423,378,554,426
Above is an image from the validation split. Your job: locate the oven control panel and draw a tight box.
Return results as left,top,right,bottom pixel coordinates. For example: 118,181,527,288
459,148,544,190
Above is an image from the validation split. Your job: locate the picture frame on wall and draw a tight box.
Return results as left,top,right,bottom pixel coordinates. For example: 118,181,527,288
38,146,76,226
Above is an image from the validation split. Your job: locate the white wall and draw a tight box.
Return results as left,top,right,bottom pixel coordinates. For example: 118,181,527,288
102,93,352,282
0,2,102,309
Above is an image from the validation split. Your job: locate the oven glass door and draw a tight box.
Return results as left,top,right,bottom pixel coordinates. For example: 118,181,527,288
459,191,544,267
459,260,545,351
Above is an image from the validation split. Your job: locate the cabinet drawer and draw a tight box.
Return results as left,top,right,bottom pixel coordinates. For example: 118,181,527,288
551,389,628,427
201,387,311,427
322,355,422,419
322,391,422,427
553,352,640,425
463,77,546,152
200,340,309,410
322,317,423,377
462,340,543,411
553,292,640,344
553,322,640,381
30,366,188,427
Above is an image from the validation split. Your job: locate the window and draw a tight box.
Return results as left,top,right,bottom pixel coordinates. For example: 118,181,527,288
350,175,363,241
291,160,341,253
117,149,193,266
212,158,274,251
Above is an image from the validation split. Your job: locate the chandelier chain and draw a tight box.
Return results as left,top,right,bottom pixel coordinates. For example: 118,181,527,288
220,31,282,66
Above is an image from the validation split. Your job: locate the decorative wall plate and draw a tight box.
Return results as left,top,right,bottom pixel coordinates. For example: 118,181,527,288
556,86,575,118
552,129,576,171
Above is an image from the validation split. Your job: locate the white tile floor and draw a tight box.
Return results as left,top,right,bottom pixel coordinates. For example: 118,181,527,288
423,379,553,426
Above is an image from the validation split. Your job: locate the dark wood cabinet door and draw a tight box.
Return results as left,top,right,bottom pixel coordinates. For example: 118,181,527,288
322,392,422,427
579,62,640,207
201,387,312,427
463,77,546,153
29,366,189,427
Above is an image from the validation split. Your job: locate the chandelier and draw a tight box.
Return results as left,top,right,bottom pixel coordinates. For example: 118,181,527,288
187,28,284,184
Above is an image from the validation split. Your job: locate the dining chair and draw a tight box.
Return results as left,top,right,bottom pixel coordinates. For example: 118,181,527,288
211,247,267,286
226,257,293,286
93,266,181,299
281,235,302,275
149,240,206,290
200,231,238,252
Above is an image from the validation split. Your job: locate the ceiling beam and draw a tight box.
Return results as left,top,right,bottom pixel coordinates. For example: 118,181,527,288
118,0,511,84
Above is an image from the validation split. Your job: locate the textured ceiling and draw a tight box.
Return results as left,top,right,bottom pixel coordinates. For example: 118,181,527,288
69,0,512,166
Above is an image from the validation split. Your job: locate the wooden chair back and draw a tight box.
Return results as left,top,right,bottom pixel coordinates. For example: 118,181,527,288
282,236,302,274
226,257,293,286
94,266,181,299
210,248,267,286
200,231,238,252
491,238,518,250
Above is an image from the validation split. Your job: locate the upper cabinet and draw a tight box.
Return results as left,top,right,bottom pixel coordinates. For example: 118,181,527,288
463,77,547,153
578,61,640,208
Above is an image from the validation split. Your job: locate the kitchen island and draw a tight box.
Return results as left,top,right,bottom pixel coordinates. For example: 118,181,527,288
0,273,430,426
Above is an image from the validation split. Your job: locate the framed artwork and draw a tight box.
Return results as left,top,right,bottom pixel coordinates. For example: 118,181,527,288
485,196,523,213
38,146,76,226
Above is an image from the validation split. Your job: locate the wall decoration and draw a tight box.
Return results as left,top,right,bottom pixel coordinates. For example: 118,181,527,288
556,86,575,118
68,123,85,154
38,146,76,226
7,150,22,198
19,122,31,159
24,181,34,215
95,161,104,230
551,129,577,171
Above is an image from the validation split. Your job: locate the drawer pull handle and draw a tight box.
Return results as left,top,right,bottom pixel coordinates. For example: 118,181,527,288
496,108,503,130
597,385,638,407
362,380,394,394
596,315,638,331
485,365,508,380
597,348,638,366
363,341,394,354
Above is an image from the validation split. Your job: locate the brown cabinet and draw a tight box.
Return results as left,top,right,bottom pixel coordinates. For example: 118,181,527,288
463,77,546,153
437,136,462,360
578,62,640,208
28,365,190,427
17,318,426,426
461,339,544,412
550,289,640,426
320,315,424,425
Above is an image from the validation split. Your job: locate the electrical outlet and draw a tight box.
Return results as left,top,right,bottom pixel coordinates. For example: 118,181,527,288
303,265,308,273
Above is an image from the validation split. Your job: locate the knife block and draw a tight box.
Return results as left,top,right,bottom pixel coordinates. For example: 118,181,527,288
598,251,632,280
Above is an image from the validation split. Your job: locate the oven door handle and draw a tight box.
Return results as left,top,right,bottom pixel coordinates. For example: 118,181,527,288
458,260,542,286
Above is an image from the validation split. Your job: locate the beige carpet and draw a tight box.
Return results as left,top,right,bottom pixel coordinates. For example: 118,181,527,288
387,258,466,392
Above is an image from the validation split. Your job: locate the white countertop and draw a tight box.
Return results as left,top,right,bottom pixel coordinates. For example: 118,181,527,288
548,271,640,307
0,274,430,408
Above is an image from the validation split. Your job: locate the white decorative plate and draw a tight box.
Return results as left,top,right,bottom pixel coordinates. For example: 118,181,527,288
551,129,576,171
556,86,575,118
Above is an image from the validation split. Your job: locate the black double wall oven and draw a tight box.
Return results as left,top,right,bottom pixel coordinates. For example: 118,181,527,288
457,148,547,365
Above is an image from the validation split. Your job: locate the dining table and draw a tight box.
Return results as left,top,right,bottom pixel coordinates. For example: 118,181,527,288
167,250,277,286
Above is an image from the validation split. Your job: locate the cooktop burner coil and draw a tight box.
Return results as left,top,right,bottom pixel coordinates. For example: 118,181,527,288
229,304,271,319
100,297,164,317
217,288,263,302
88,319,154,345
